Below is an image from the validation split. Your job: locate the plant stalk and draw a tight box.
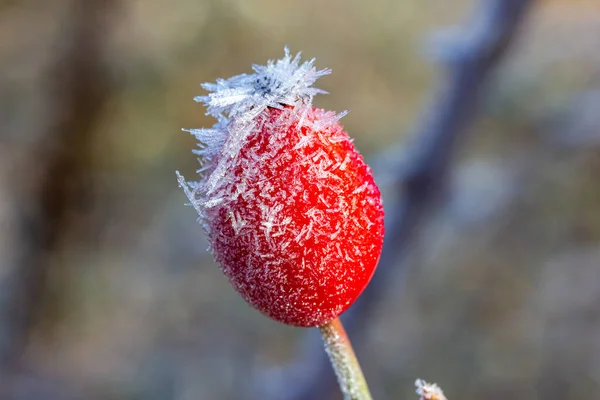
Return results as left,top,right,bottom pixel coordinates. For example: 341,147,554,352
319,317,373,400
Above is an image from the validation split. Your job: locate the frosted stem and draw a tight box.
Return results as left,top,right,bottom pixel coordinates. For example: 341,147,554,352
319,318,373,400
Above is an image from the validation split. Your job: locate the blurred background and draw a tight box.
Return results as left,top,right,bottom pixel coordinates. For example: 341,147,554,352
0,0,599,399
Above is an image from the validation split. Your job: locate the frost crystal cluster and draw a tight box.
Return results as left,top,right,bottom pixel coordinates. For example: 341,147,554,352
415,379,447,400
178,48,384,327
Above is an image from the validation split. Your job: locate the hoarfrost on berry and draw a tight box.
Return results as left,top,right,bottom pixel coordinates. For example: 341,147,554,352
178,48,384,327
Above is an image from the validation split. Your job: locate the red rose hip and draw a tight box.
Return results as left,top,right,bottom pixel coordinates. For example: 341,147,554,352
177,49,384,327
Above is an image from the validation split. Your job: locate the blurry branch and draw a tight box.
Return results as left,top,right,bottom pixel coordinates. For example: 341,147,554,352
0,0,117,391
261,1,535,399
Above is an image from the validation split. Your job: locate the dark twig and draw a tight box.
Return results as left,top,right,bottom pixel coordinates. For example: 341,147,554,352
263,1,535,399
0,0,116,393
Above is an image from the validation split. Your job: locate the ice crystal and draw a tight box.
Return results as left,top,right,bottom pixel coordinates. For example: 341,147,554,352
178,48,335,234
415,379,447,400
198,47,330,121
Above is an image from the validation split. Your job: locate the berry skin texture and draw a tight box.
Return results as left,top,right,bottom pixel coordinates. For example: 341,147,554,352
177,49,385,327
208,106,384,327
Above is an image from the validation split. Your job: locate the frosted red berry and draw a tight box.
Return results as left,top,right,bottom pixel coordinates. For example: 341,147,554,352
177,49,384,327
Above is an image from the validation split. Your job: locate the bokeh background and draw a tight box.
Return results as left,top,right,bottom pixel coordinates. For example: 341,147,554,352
1,0,599,399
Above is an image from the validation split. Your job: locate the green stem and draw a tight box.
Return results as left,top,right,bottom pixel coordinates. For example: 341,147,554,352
319,317,373,400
